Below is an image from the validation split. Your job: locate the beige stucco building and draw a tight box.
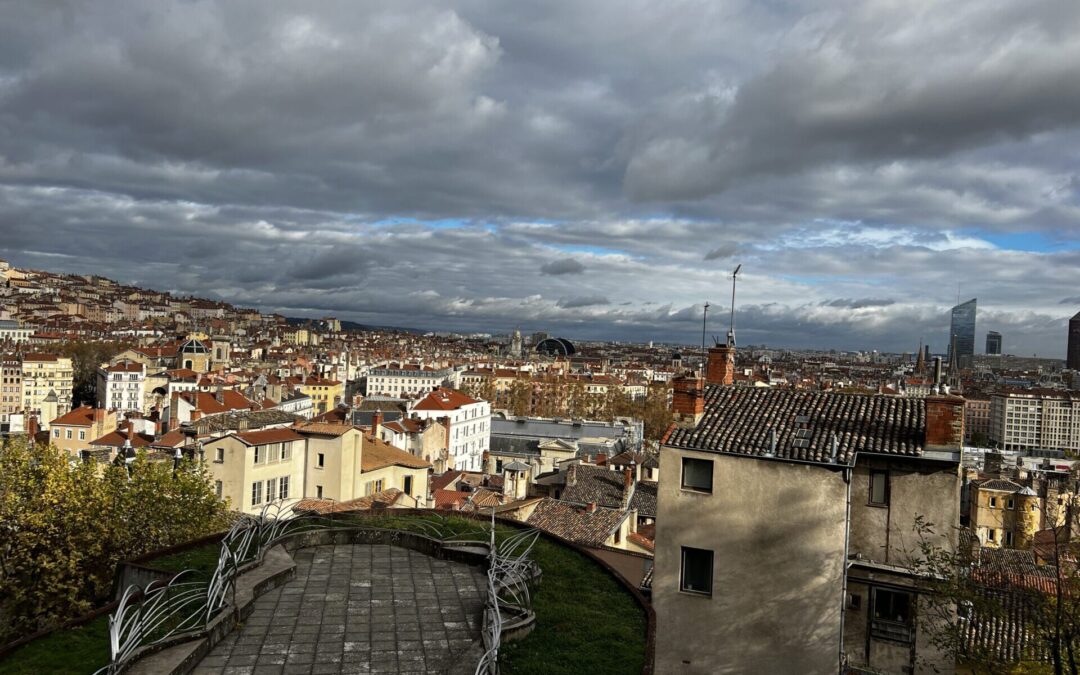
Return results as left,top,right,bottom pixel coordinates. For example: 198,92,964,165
49,406,118,456
205,428,307,514
653,366,963,675
21,353,73,419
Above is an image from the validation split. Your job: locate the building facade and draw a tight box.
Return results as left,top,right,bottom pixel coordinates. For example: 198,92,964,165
21,353,73,418
0,354,22,426
989,390,1080,453
653,361,962,674
986,330,1002,356
364,364,455,398
409,387,490,472
1069,311,1080,371
97,360,146,413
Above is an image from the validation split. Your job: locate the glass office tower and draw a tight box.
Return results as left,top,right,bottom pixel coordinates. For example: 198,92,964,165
948,298,976,369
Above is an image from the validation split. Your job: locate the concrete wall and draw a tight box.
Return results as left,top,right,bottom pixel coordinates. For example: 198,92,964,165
303,431,362,501
654,448,848,674
848,456,960,566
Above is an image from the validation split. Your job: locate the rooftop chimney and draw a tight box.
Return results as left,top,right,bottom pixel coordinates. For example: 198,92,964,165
586,501,597,514
672,372,705,428
707,345,735,386
926,394,965,450
372,409,383,437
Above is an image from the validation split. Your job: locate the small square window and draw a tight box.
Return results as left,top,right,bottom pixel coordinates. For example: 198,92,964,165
680,546,713,596
216,447,225,462
989,496,997,508
1007,498,1015,510
681,457,713,493
869,470,888,506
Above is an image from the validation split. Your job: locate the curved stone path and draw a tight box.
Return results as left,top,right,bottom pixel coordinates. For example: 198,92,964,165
192,544,486,675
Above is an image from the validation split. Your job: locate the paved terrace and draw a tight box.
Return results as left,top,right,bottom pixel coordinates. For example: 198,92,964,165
193,543,486,675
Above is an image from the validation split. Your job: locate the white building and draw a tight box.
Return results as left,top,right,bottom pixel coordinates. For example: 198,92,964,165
97,360,146,413
990,389,1080,453
408,387,490,472
0,320,33,344
365,364,457,398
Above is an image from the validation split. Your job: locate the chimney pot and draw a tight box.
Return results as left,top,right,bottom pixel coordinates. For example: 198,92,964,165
587,501,597,514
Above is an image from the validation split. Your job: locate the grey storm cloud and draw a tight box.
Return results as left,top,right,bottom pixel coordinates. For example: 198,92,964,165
557,295,610,309
540,259,586,276
0,1,1078,354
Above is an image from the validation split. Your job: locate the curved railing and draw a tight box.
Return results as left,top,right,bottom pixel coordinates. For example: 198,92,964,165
97,504,540,675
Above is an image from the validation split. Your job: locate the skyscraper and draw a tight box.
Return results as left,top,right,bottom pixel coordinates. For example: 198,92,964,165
1068,312,1080,370
948,298,976,369
986,331,1002,356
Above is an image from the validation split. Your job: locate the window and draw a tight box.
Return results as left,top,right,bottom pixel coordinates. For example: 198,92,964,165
216,447,225,462
253,445,261,464
251,481,263,506
317,453,325,468
266,478,276,502
79,430,85,440
316,485,323,499
215,481,223,499
871,588,912,642
989,496,997,509
53,429,60,438
65,429,72,439
681,457,713,493
281,442,291,461
279,476,289,500
869,470,889,506
1007,497,1015,510
496,459,504,473
1005,531,1014,546
988,528,997,543
680,546,713,596
403,475,413,496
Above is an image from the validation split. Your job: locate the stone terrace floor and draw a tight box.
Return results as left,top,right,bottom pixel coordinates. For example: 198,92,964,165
193,543,487,675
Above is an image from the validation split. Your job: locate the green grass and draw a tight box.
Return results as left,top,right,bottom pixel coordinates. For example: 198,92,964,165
146,542,222,582
0,542,221,674
0,615,109,675
499,538,647,675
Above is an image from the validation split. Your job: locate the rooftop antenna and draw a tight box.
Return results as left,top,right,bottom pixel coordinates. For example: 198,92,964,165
727,264,742,348
701,302,710,364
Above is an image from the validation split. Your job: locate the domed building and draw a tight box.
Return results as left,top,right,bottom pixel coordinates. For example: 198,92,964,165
535,337,575,357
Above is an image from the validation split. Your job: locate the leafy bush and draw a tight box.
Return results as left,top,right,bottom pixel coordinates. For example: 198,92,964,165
0,437,230,643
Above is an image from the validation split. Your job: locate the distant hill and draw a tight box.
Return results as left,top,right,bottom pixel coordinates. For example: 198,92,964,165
283,316,424,334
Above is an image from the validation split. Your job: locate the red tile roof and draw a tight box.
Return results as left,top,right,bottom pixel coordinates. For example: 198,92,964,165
361,435,432,472
412,387,480,411
50,406,102,427
434,489,471,509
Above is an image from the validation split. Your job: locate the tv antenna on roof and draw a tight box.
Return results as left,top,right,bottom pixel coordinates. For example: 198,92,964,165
701,302,710,361
727,264,742,348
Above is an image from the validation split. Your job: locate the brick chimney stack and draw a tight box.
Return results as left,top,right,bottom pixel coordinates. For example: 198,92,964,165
925,395,965,449
707,345,735,386
672,372,705,428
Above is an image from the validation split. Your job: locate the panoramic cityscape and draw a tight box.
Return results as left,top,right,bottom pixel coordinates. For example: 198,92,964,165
2,2,1080,675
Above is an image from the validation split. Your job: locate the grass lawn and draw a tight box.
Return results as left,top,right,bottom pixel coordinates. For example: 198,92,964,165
0,614,109,675
0,541,221,674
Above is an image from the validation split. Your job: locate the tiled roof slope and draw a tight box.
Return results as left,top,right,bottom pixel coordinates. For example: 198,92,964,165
666,385,926,465
560,464,656,517
525,498,625,548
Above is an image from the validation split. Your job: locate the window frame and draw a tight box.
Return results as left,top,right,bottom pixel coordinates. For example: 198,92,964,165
680,456,714,494
280,476,290,500
869,470,889,507
870,587,913,643
679,546,714,597
317,452,325,468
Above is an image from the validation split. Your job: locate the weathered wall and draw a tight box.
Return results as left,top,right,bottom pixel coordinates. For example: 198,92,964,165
654,448,848,674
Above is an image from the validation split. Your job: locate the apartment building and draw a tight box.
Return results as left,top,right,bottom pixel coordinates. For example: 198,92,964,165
989,389,1080,453
364,364,456,398
205,428,307,514
49,406,117,456
654,363,963,674
298,376,342,415
21,353,73,418
0,320,33,344
964,395,991,444
408,387,490,472
0,354,21,425
97,360,146,413
969,478,1041,548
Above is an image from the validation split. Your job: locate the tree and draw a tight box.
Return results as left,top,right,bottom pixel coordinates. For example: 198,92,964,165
0,437,230,643
57,340,130,407
911,484,1080,675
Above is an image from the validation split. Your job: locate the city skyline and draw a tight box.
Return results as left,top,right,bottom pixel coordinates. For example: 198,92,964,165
2,2,1079,354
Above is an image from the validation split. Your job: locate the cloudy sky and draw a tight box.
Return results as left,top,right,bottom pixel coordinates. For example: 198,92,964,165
1,0,1078,354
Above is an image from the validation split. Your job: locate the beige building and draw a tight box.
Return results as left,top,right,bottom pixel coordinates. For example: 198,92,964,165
358,434,431,507
205,428,307,514
1,353,22,426
654,360,963,675
969,478,1042,548
22,353,73,419
299,376,343,415
297,423,365,502
49,406,118,456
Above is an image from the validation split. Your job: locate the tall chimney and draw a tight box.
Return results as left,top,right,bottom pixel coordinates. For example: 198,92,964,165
925,395,965,449
707,345,735,386
372,409,383,437
672,372,705,428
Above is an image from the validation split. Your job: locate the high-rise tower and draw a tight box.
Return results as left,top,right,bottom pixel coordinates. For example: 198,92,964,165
948,298,977,369
985,331,1002,356
1068,312,1080,370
